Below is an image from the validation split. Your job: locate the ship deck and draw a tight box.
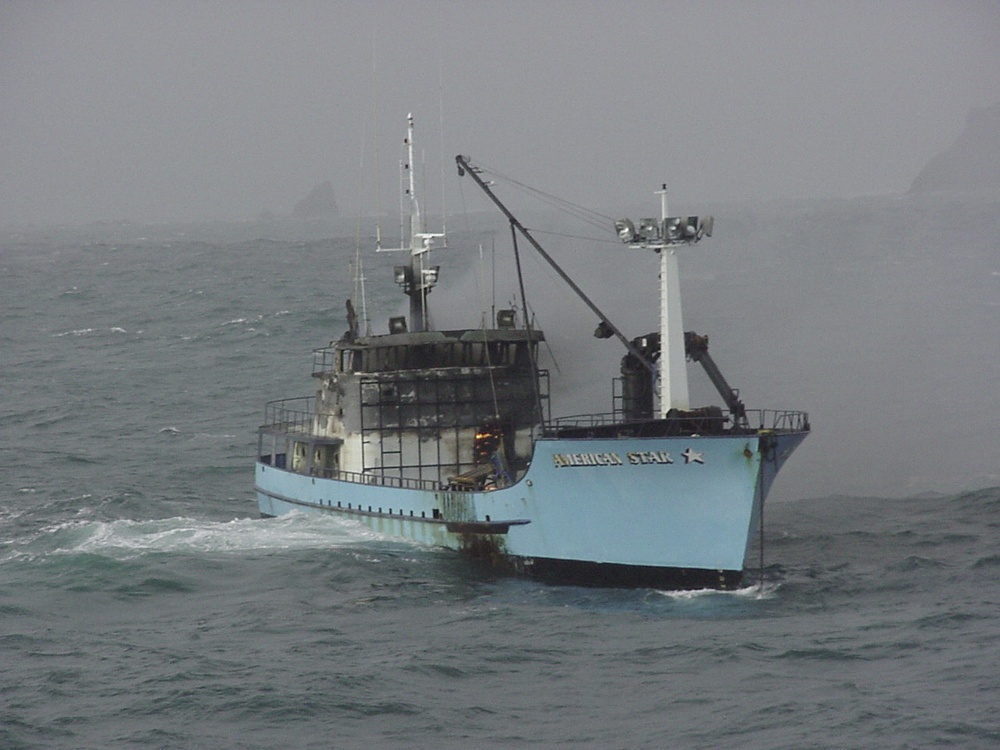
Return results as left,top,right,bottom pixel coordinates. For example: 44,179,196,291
257,398,809,492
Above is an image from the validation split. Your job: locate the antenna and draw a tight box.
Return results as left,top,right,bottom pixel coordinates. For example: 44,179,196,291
379,115,445,333
398,157,405,252
371,40,382,253
352,43,376,334
438,59,448,247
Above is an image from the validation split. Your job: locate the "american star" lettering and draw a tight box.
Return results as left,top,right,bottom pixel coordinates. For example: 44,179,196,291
627,451,674,465
552,452,624,468
551,448,708,468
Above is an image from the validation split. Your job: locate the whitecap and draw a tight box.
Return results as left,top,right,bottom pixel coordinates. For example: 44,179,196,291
43,513,376,559
656,580,780,600
54,328,94,337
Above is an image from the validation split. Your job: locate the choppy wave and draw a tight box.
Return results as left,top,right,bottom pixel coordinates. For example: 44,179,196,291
657,581,781,600
52,325,140,337
1,512,386,564
4,214,1000,750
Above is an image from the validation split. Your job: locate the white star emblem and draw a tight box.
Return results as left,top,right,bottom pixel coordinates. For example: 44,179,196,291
682,447,705,464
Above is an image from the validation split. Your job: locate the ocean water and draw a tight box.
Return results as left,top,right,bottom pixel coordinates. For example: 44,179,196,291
3,195,999,749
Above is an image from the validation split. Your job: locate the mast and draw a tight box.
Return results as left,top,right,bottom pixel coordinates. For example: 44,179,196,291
614,187,713,418
657,185,690,415
382,114,443,333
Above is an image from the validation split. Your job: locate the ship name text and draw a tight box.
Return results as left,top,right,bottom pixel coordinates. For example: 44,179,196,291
552,452,623,468
552,450,703,468
628,451,674,465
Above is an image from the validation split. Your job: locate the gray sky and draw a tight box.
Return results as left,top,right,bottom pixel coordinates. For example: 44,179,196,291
2,0,999,225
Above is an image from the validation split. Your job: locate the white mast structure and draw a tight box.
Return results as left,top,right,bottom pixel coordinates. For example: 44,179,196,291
615,186,712,419
379,114,444,333
656,185,689,415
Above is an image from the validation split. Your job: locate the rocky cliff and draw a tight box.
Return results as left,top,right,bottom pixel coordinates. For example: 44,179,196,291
292,181,339,218
909,104,1000,195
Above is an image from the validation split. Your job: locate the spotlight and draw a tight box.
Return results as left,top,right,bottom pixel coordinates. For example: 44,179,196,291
496,309,516,328
393,266,411,285
614,219,636,243
639,218,660,241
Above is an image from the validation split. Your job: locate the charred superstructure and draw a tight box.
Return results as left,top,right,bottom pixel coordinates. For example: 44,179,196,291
255,116,810,589
261,326,548,492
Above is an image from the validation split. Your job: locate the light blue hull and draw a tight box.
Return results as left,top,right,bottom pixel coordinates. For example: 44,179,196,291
256,430,807,587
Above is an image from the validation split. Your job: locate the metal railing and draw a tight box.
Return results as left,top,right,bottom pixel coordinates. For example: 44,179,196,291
261,396,315,435
259,396,444,492
749,409,811,433
545,408,809,435
547,412,620,431
313,347,338,376
306,467,440,492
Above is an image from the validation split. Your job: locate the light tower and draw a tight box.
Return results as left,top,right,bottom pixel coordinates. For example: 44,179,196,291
614,189,712,418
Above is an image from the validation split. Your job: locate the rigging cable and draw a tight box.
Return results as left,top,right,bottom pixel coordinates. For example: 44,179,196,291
437,60,449,248
469,161,616,233
352,92,370,334
476,243,501,421
509,222,546,430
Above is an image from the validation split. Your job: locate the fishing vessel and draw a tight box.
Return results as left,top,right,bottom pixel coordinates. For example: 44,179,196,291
255,115,809,589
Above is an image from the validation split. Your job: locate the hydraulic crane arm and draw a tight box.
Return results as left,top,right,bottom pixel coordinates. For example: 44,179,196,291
684,331,747,424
